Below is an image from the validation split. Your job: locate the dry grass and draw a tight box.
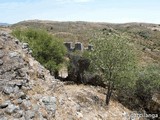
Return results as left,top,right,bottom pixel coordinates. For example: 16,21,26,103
53,84,142,120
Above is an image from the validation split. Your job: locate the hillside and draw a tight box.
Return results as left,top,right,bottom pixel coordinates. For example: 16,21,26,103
12,20,160,65
0,30,143,120
0,20,159,119
0,23,10,26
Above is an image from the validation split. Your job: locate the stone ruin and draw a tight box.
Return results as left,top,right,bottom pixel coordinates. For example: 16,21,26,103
75,42,83,51
64,42,74,51
64,42,93,52
87,44,93,51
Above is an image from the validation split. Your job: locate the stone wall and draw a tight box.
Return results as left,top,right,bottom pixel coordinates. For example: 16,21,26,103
64,42,93,52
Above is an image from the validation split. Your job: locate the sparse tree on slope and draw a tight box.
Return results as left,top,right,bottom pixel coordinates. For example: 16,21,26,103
89,33,137,105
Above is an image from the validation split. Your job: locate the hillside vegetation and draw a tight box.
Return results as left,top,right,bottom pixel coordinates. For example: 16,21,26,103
12,28,67,77
8,20,160,119
12,20,160,64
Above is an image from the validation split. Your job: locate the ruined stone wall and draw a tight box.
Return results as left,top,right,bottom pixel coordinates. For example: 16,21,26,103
64,42,93,52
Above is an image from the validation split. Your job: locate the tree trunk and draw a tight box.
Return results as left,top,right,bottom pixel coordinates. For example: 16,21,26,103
54,70,59,79
106,82,113,105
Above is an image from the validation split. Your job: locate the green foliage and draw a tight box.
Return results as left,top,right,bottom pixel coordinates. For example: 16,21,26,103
136,64,160,101
89,33,137,87
12,28,67,74
88,33,138,105
138,31,151,39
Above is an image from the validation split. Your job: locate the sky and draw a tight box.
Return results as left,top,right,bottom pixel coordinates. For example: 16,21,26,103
0,0,160,24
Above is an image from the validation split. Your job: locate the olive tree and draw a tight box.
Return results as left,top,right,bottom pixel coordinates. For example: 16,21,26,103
89,33,137,105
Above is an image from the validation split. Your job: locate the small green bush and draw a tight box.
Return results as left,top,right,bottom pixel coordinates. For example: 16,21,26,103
136,64,160,101
12,28,67,76
138,31,151,39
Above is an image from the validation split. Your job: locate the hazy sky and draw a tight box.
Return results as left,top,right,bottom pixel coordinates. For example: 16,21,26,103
0,0,160,24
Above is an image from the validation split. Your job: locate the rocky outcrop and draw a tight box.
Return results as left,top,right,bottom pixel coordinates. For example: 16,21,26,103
0,31,57,120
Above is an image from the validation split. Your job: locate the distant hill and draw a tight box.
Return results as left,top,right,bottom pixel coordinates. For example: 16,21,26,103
12,20,160,64
0,22,10,26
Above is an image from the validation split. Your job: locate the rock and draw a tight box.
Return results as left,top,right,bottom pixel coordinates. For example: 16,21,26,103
14,110,24,118
7,80,23,88
32,104,39,112
0,100,11,109
0,116,8,120
76,112,83,119
11,72,17,79
39,108,48,119
0,42,4,49
12,63,24,71
0,32,61,119
0,103,8,109
40,96,56,113
17,92,26,99
3,86,14,95
0,50,4,58
24,110,35,119
15,39,19,44
0,69,4,75
5,104,19,115
17,69,26,77
22,100,31,110
91,95,99,103
9,52,19,58
76,104,81,112
22,43,28,49
13,98,23,105
0,32,8,37
17,99,23,104
13,86,20,93
15,81,23,88
28,49,32,54
0,59,3,65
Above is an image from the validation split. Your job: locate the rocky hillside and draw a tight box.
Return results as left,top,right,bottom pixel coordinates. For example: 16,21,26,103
0,31,140,119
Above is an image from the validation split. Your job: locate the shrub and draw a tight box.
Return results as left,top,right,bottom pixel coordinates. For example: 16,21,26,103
12,28,67,76
138,31,151,39
136,64,160,102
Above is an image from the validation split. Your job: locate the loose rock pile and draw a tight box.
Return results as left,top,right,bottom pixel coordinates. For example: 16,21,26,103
0,31,57,120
